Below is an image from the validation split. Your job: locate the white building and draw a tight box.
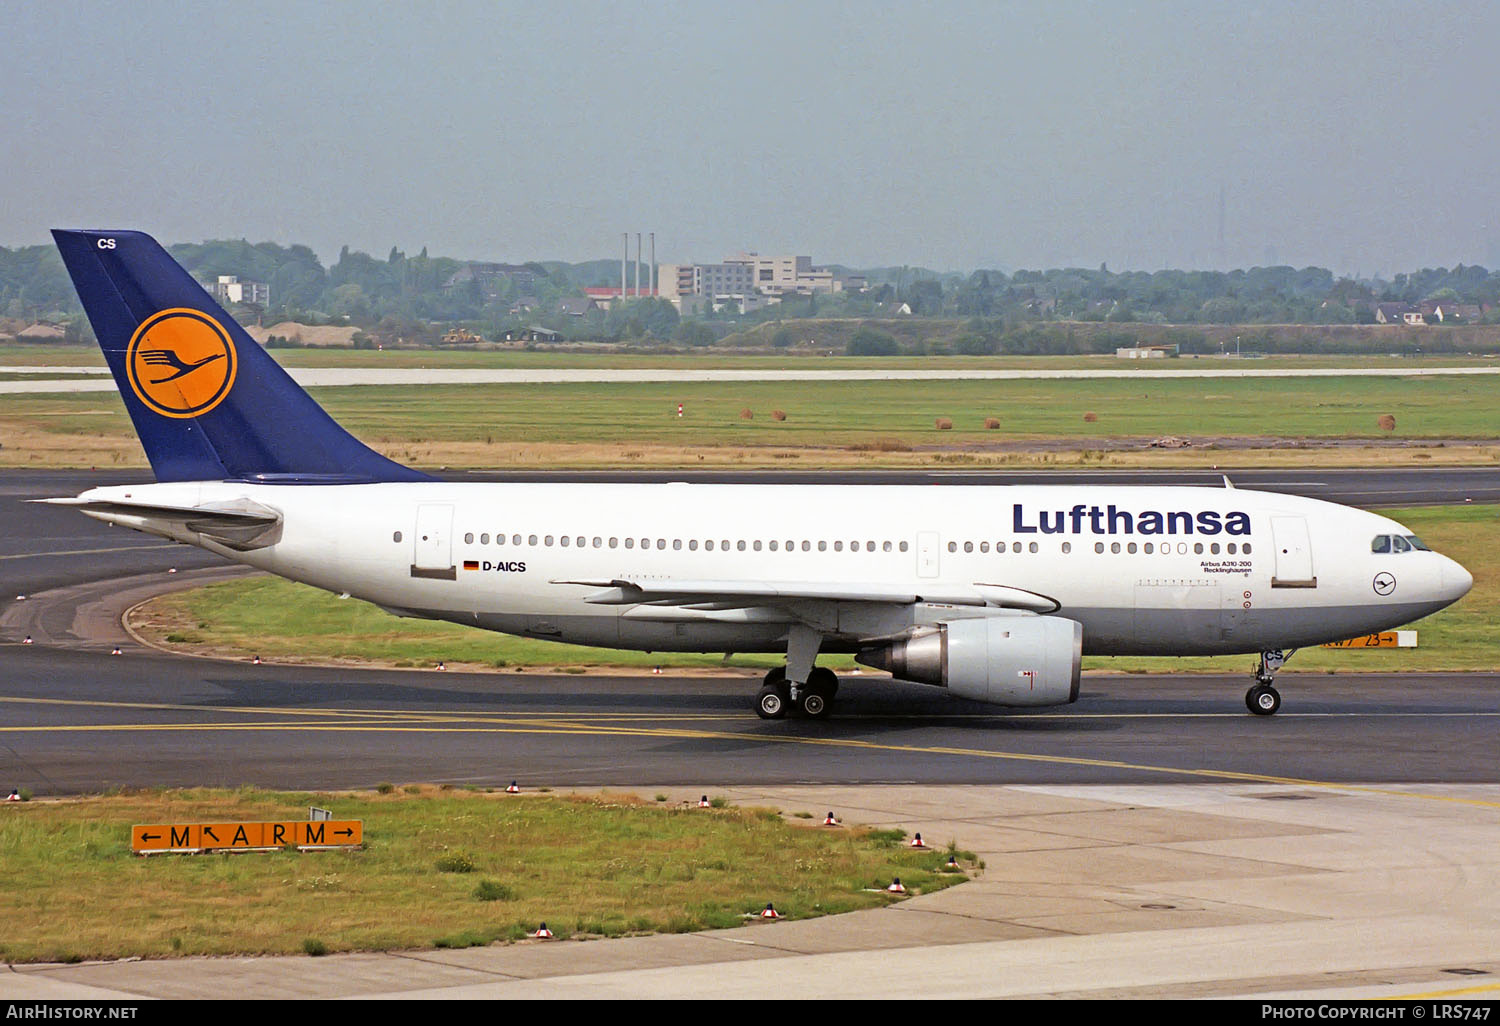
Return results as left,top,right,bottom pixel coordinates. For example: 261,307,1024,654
204,275,270,307
657,252,838,312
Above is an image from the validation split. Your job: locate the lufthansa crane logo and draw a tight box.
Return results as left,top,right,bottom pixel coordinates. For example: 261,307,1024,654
125,309,237,418
1373,572,1397,596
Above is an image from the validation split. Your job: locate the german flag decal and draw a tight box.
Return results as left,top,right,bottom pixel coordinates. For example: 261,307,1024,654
463,560,479,571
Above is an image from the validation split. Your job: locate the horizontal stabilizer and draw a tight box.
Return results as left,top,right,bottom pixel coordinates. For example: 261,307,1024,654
37,496,283,551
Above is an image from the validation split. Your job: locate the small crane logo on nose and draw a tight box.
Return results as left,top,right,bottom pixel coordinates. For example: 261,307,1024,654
1373,572,1396,596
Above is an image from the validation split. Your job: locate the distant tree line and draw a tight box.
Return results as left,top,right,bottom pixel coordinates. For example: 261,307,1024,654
4,238,1500,345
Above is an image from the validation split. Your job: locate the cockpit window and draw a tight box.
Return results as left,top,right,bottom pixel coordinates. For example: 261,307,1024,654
1371,535,1391,553
1391,535,1411,553
1372,533,1429,554
1406,535,1430,551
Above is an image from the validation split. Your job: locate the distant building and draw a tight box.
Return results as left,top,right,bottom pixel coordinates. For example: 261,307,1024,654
656,251,837,312
557,296,599,318
499,326,563,342
1116,344,1178,359
442,263,537,302
203,275,269,307
1375,303,1424,326
582,286,655,312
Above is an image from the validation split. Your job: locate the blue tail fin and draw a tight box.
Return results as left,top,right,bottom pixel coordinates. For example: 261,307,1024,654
52,229,429,483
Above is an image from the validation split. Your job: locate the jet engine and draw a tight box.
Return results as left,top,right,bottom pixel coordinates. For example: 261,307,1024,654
857,615,1082,707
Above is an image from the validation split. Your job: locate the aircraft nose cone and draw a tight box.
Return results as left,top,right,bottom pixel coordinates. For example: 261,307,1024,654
1442,557,1474,602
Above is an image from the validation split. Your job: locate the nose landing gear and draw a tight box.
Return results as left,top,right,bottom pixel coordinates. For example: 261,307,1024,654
1245,649,1293,716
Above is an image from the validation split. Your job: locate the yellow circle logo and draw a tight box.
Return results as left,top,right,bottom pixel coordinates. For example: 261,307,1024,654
125,309,237,419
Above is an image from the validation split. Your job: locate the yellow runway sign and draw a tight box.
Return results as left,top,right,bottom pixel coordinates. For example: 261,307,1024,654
132,820,361,854
1321,631,1417,649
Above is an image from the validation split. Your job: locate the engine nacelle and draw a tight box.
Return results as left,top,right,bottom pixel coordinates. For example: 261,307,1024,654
857,615,1082,707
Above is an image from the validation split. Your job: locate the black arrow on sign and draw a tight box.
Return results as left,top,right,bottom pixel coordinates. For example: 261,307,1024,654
203,827,220,842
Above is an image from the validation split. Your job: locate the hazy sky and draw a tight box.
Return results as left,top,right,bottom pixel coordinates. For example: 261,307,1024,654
5,1,1498,274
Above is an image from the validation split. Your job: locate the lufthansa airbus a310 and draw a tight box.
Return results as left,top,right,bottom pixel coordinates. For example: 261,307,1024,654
44,230,1472,719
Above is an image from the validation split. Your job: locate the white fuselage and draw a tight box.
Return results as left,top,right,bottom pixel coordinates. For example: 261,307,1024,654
74,480,1472,658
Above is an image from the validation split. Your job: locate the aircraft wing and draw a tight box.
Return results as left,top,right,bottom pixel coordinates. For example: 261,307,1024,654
553,577,1060,612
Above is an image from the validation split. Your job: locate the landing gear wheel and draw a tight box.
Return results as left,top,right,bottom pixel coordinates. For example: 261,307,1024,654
1246,684,1281,716
798,689,832,718
762,666,787,688
798,666,838,718
755,683,790,720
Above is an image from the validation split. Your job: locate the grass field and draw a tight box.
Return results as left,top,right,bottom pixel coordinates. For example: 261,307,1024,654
0,787,967,962
135,504,1497,677
4,369,1499,470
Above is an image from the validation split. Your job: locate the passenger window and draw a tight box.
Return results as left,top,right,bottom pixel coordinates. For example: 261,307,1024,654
1062,541,1071,554
560,536,569,547
1143,542,1153,554
899,541,909,552
980,541,989,553
947,541,957,553
963,541,973,553
738,540,746,551
625,538,634,549
1242,542,1252,555
609,537,618,548
834,541,843,552
464,533,474,544
545,536,554,546
1028,542,1038,553
1095,542,1104,553
480,533,489,545
1371,535,1391,553
1128,542,1137,554
392,531,402,543
1012,542,1022,553
674,539,683,550
656,539,666,550
769,540,779,552
1111,542,1121,554
1193,542,1204,554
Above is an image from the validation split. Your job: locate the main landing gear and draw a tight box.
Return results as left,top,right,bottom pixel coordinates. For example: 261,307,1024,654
755,625,838,720
1245,648,1294,716
755,666,839,720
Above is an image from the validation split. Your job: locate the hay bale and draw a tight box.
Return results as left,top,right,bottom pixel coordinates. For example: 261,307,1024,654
1378,414,1396,431
771,409,787,421
1083,412,1098,423
739,408,754,420
935,417,953,430
984,417,1000,430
